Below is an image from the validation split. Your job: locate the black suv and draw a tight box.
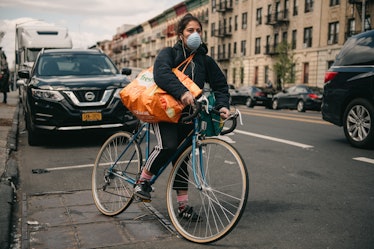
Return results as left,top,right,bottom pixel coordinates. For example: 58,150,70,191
322,29,374,149
18,49,138,146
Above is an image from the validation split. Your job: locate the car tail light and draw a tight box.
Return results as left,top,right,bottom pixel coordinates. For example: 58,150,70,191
324,71,338,83
255,92,265,97
308,93,319,99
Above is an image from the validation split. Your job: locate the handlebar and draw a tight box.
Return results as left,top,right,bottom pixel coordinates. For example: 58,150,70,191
180,96,240,136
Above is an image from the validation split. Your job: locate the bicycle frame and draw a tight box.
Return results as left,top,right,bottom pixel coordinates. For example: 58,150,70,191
107,117,203,188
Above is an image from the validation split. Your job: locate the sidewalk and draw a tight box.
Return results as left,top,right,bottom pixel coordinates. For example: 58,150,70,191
0,91,176,248
0,90,19,249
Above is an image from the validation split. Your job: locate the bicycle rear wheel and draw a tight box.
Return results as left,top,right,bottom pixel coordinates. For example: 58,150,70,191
92,132,141,216
166,138,249,243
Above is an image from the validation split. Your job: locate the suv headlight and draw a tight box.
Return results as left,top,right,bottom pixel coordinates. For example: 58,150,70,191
31,89,64,102
114,88,122,99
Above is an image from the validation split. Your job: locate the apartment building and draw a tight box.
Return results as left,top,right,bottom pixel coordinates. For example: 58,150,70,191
97,0,373,89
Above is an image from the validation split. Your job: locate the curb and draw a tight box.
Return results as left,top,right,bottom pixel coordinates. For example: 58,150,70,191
0,102,20,249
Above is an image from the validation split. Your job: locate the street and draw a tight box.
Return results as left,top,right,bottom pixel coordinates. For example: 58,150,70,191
12,105,374,249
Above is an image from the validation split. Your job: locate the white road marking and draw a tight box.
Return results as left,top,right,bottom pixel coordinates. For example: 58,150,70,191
353,157,374,165
45,163,93,171
234,129,314,149
39,130,313,172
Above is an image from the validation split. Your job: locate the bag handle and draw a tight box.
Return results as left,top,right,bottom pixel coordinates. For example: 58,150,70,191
177,54,195,73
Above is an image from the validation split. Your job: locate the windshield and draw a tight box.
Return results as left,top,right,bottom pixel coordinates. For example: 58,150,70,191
37,53,119,76
27,48,42,62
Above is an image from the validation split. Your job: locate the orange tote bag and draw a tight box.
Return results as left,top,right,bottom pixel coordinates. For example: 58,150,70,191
120,55,202,123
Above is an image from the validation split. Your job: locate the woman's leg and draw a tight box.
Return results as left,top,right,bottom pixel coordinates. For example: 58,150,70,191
134,122,180,200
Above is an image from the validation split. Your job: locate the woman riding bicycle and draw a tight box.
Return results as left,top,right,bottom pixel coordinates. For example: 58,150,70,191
134,13,230,221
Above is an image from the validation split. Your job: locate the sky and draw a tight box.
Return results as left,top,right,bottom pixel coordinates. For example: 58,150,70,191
0,0,182,69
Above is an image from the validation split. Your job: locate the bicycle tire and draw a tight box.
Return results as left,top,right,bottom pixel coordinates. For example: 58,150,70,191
92,131,142,216
166,138,249,243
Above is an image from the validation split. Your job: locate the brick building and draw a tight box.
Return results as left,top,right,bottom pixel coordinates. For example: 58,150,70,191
96,0,373,89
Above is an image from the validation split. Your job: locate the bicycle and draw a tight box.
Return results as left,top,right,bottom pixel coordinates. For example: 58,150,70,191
91,96,249,243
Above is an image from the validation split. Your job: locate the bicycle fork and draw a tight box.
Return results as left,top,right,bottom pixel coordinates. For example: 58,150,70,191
192,119,207,191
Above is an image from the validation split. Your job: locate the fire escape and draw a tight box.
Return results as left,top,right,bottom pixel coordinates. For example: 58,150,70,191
265,0,290,56
348,0,371,35
213,0,233,62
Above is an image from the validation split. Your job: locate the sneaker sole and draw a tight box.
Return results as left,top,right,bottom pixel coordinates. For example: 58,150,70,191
133,192,152,201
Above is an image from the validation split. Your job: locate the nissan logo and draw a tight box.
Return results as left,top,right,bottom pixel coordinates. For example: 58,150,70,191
85,92,95,101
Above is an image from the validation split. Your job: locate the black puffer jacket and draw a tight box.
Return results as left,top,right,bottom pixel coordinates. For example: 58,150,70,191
153,41,230,110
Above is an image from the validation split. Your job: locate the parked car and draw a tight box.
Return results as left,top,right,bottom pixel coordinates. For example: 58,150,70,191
322,29,374,149
17,48,139,146
272,84,323,112
229,84,275,108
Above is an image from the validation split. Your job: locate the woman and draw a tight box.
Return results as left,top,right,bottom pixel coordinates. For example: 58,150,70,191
134,13,230,221
0,50,10,104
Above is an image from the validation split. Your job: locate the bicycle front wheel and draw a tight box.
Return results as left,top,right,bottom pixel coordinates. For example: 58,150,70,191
92,132,142,216
166,138,249,243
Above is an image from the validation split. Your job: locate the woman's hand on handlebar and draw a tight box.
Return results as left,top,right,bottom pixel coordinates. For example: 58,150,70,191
219,107,230,119
181,91,194,106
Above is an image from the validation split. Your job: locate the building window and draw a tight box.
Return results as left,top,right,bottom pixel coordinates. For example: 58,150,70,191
229,17,232,33
293,0,298,15
347,18,356,38
284,0,290,19
210,46,215,59
241,40,246,56
274,33,279,49
233,68,236,84
267,4,272,23
291,64,296,83
364,15,371,31
240,67,244,84
212,0,216,12
303,27,313,48
228,43,231,58
275,2,281,21
233,42,237,54
255,37,261,54
329,0,339,6
265,35,271,53
264,66,269,84
254,66,259,85
234,15,238,31
256,8,262,25
242,12,248,30
305,0,313,13
328,21,339,44
211,23,215,37
292,30,297,49
303,62,309,83
282,31,288,43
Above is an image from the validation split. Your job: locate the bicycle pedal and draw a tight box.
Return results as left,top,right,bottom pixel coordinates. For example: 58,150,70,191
133,195,152,203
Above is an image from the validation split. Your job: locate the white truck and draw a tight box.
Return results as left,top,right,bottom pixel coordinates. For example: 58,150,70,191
14,24,73,87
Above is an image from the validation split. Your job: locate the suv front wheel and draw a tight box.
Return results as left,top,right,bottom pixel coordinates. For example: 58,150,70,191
343,98,374,148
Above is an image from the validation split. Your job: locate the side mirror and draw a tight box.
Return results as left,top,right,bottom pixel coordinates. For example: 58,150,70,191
18,70,30,79
121,68,132,76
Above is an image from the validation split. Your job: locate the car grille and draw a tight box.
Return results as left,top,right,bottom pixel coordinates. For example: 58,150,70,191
63,89,114,107
74,90,104,102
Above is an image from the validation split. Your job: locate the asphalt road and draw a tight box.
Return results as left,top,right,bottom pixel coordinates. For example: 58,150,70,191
11,106,374,249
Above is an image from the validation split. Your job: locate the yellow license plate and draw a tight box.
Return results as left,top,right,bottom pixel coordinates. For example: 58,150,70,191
82,112,102,121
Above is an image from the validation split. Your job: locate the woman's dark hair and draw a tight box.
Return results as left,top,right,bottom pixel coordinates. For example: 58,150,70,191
176,13,202,35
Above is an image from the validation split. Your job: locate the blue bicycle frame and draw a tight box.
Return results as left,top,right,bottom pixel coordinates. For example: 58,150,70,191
107,116,204,188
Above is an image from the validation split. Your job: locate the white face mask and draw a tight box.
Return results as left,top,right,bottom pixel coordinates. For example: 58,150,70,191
186,32,201,51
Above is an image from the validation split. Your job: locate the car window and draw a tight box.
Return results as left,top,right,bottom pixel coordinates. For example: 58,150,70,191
334,31,374,66
37,54,119,76
296,87,308,93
